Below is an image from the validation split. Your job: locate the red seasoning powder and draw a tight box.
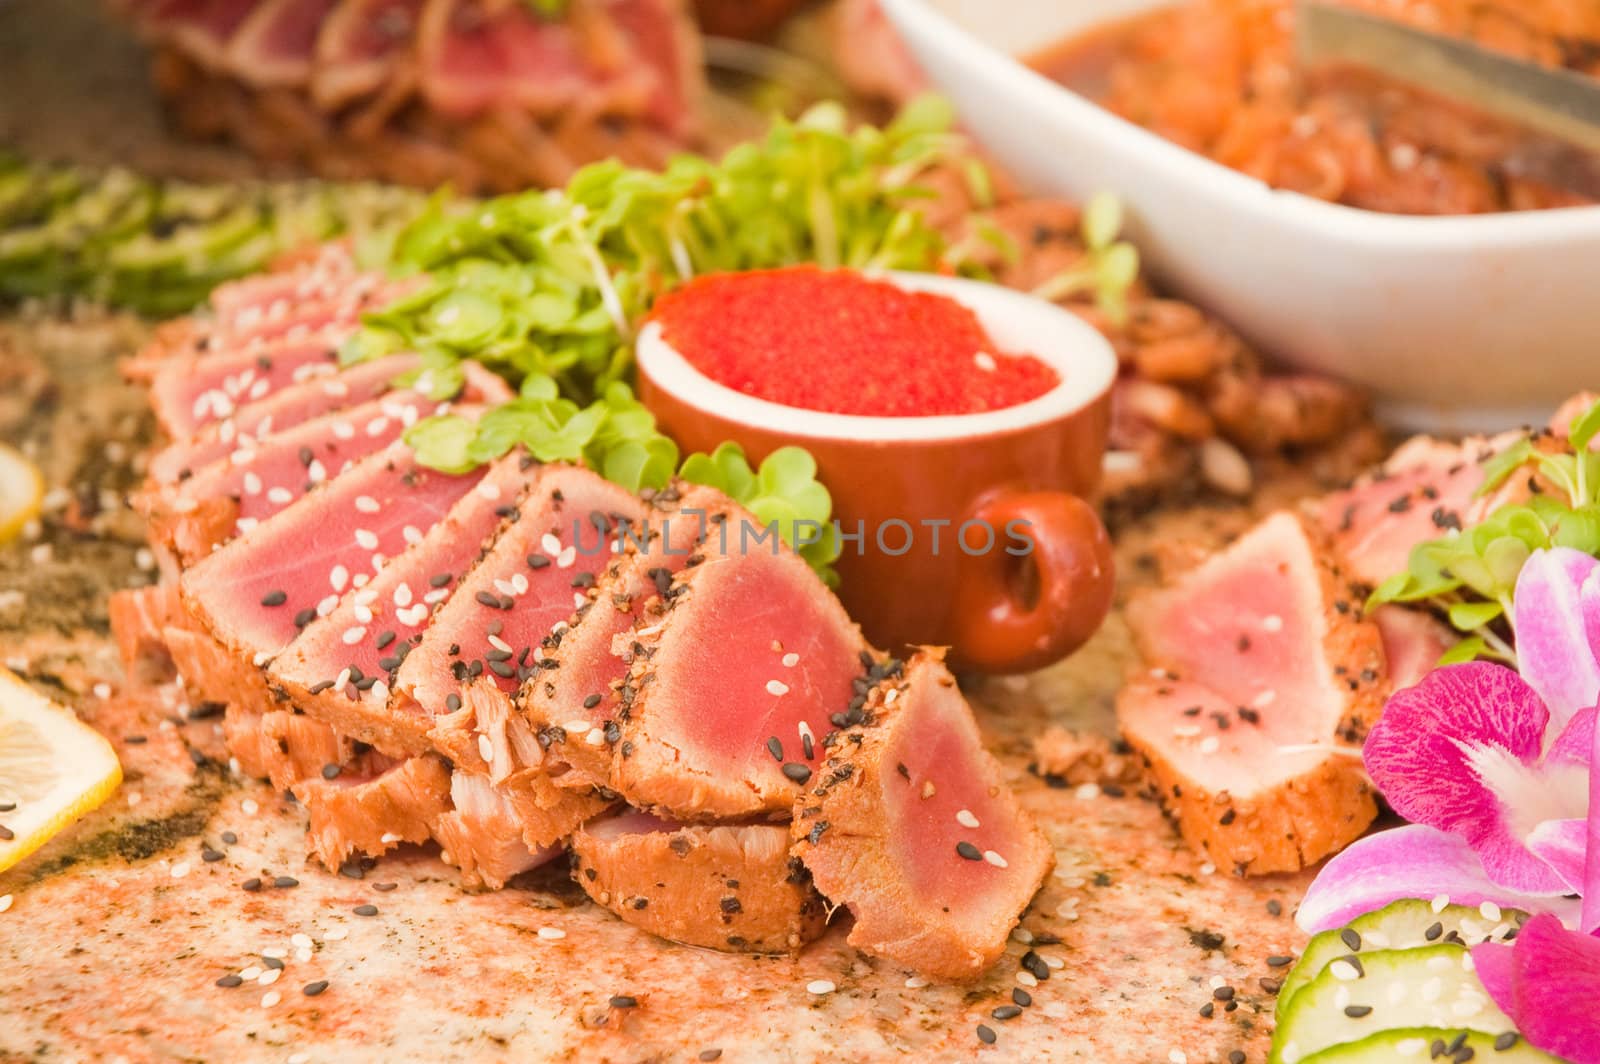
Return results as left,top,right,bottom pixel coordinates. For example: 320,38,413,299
650,267,1060,417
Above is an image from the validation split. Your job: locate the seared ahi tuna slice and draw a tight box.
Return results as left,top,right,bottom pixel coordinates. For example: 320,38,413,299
1119,511,1386,874
396,463,649,742
612,527,870,821
205,241,356,324
223,706,355,795
427,685,611,850
312,0,425,109
1317,434,1526,588
149,336,342,439
180,438,488,709
148,353,420,484
521,484,725,791
271,453,536,757
432,771,561,891
108,583,186,679
225,0,340,87
297,754,453,871
1373,605,1455,692
148,392,435,563
791,649,1054,982
571,810,828,954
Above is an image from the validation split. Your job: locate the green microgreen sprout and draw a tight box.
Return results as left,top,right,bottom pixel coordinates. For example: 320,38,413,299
1029,191,1141,326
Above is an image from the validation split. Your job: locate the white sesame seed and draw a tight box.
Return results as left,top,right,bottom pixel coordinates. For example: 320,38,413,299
1074,783,1101,800
573,592,587,608
1199,736,1220,755
318,594,339,617
493,578,518,598
1479,901,1501,921
324,926,349,941
541,533,562,556
1261,614,1284,632
240,965,263,980
380,833,401,845
242,798,260,816
243,472,263,496
422,590,448,606
477,735,495,763
355,495,380,514
562,719,591,733
0,895,12,914
1252,689,1277,707
781,652,800,667
1169,1050,1187,1064
905,976,929,989
354,605,373,624
766,680,790,697
1431,894,1449,913
974,351,998,372
585,728,606,747
261,990,281,1008
983,850,1008,868
1015,970,1037,988
332,421,355,440
93,681,112,700
263,946,288,959
398,603,429,626
330,565,349,592
537,926,566,940
403,525,423,546
308,460,327,483
806,980,836,995
1328,960,1360,981
267,486,293,505
342,626,367,646
369,680,388,703
511,573,529,595
365,417,389,437
488,634,512,654
477,481,502,501
956,809,980,829
557,546,576,569
354,529,379,550
1011,927,1034,944
291,933,313,949
1200,862,1217,875
171,861,191,879
235,517,258,534
259,968,281,986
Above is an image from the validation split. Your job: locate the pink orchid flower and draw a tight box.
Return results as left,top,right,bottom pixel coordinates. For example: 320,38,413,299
1300,547,1600,930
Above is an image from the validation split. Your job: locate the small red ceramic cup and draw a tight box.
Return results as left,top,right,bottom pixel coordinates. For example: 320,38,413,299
637,271,1117,674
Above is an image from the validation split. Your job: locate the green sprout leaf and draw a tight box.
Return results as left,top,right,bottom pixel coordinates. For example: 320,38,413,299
1569,397,1600,454
1437,635,1489,666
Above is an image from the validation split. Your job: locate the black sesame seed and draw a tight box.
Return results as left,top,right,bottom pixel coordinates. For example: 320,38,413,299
242,877,263,892
303,980,330,997
991,1005,1022,1021
1424,921,1444,941
374,882,398,892
430,572,453,587
321,763,341,780
488,659,515,679
1,824,19,841
216,974,244,988
1199,1002,1215,1018
260,589,288,607
1266,955,1293,967
956,841,982,861
782,763,812,784
1266,899,1283,917
1494,1033,1519,1050
1258,977,1282,994
1213,986,1235,1001
201,846,225,863
0,801,13,812
1229,1053,1246,1064
294,607,317,628
528,554,551,570
298,446,314,467
699,1051,722,1062
263,956,285,971
976,1024,996,1045
353,904,379,916
125,734,147,745
1447,1032,1469,1055
766,737,784,762
375,630,396,651
274,876,299,889
1011,988,1031,1007
446,693,462,712
802,733,814,759
475,591,501,608
584,693,602,709
1343,1005,1372,1018
609,995,638,1009
221,832,238,845
1340,928,1362,951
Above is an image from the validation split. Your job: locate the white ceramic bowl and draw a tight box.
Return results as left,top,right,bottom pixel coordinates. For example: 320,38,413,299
880,0,1600,431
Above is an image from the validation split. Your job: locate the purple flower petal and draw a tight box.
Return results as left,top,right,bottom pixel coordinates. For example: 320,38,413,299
1471,938,1515,1017
1588,706,1600,933
1296,824,1577,934
1526,818,1588,893
1478,913,1600,1064
1548,705,1597,766
1515,547,1600,734
1364,662,1572,893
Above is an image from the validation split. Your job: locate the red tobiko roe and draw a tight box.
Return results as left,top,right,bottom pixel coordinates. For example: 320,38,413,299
650,267,1061,417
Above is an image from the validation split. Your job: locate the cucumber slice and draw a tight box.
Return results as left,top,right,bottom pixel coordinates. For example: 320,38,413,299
1269,944,1514,1064
1279,898,1525,1018
1297,1027,1559,1062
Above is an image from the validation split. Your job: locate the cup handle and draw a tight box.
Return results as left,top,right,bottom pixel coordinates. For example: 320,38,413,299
949,489,1115,674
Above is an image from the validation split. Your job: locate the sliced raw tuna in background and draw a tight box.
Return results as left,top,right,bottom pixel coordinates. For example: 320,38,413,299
1119,510,1386,873
612,521,870,820
178,438,487,711
225,0,340,87
209,270,408,350
571,809,827,953
311,0,424,109
145,391,433,563
1317,434,1527,588
395,463,648,743
520,483,725,792
271,452,536,757
136,0,261,69
432,771,561,891
205,241,356,325
147,353,422,484
149,336,342,439
792,649,1054,982
1372,604,1457,692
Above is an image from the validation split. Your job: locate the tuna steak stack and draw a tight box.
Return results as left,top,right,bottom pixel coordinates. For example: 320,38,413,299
113,248,1054,979
109,0,705,193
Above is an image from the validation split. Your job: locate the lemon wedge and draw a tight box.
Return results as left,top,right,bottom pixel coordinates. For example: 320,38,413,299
0,666,121,874
0,443,44,547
